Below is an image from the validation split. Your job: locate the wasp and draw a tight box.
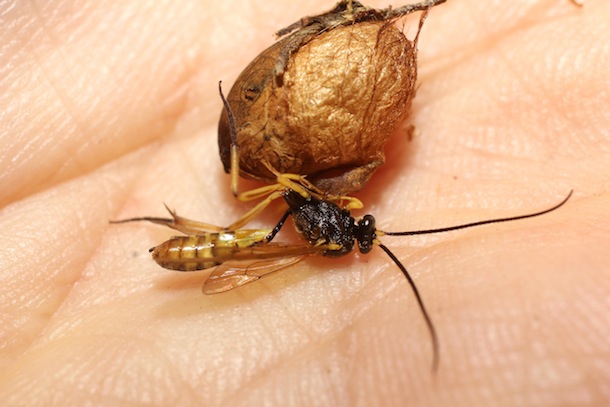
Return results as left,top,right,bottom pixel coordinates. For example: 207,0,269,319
113,176,572,370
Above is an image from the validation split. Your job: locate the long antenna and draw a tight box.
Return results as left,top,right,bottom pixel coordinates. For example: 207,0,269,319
384,190,573,236
375,190,573,371
377,242,439,371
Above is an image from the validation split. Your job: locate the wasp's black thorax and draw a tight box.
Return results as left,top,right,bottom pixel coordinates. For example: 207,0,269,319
284,190,355,257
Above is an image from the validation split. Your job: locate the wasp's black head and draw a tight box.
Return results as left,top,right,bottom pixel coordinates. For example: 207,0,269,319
356,214,376,254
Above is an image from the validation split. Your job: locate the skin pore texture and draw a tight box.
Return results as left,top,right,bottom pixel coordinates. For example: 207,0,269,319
0,1,609,406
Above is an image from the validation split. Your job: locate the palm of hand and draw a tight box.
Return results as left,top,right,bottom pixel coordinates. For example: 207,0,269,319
1,1,608,406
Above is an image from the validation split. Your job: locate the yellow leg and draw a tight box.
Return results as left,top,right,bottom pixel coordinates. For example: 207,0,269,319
111,204,225,235
163,204,225,234
260,160,362,209
226,190,286,230
264,163,364,210
236,183,284,202
229,167,338,230
336,195,363,210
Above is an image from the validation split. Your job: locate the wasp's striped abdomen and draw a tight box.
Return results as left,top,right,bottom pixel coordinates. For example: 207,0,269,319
150,230,270,271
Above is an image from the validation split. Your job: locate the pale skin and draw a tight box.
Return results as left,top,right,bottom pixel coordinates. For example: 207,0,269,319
0,0,609,406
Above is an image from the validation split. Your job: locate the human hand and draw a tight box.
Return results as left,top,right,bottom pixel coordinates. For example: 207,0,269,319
1,1,608,406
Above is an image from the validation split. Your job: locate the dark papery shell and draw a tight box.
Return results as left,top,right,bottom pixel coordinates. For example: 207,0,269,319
219,17,418,194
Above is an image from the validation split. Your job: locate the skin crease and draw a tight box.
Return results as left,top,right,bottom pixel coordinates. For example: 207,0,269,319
0,0,609,405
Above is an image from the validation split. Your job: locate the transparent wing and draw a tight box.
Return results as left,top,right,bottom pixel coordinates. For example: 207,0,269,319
202,242,335,294
203,256,305,294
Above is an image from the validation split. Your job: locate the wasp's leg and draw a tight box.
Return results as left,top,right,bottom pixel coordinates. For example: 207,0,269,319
265,209,292,243
110,216,175,228
265,170,365,210
286,178,363,210
111,204,225,235
228,165,318,229
276,171,363,209
261,161,364,209
335,195,364,210
258,159,319,195
161,204,225,234
227,172,321,231
235,183,284,202
225,190,286,231
273,171,364,210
